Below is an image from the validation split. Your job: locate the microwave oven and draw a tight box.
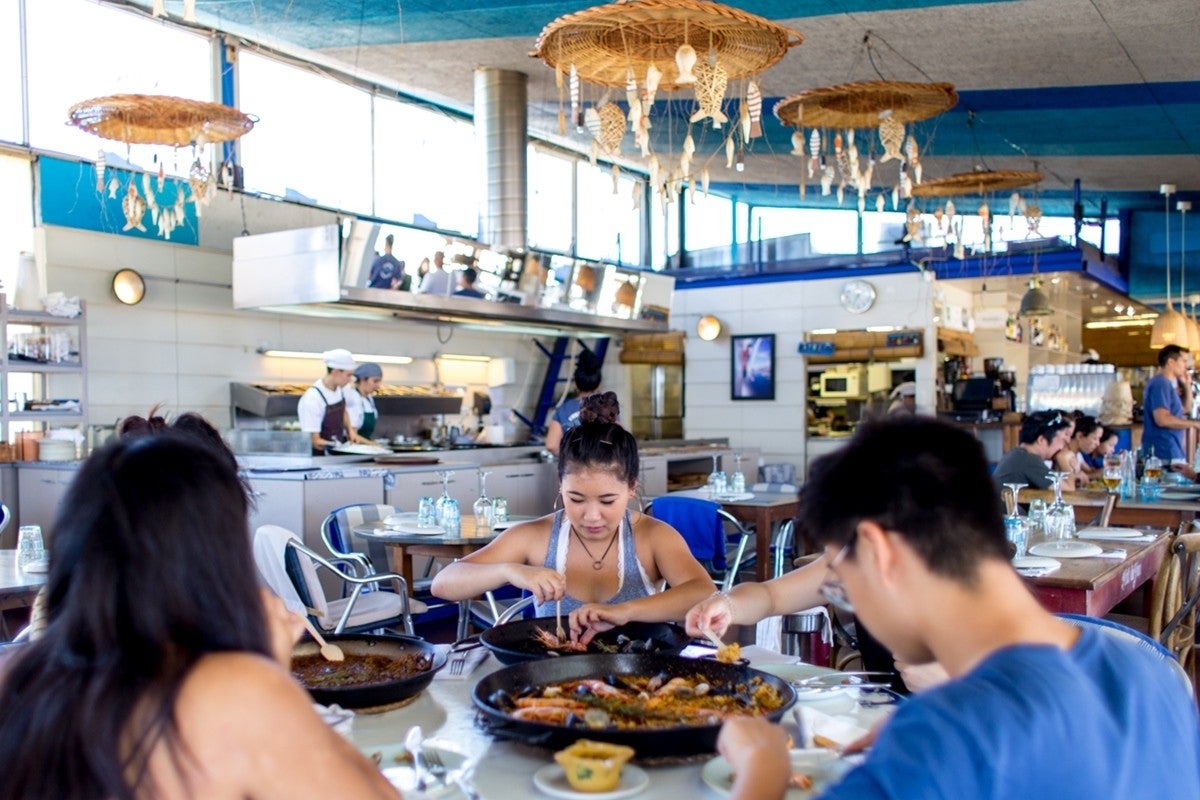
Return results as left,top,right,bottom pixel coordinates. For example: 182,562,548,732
820,366,867,398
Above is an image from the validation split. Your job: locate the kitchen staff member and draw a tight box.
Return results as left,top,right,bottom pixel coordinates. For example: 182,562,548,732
297,348,357,454
347,362,383,443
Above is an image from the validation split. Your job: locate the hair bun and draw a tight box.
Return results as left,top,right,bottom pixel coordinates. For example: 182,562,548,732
579,391,620,425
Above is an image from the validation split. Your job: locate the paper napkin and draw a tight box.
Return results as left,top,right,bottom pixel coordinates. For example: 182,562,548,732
1015,564,1061,577
794,704,869,750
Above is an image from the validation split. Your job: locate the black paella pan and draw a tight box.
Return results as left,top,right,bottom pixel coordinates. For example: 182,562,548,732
472,653,797,758
476,618,692,665
292,633,446,709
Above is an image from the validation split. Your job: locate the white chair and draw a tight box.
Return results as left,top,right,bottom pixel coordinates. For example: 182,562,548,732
253,524,421,636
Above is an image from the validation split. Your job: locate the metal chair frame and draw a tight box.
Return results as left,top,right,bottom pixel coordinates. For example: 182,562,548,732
642,499,752,592
283,537,415,636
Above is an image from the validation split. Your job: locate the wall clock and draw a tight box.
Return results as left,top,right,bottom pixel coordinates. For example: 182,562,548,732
839,279,876,314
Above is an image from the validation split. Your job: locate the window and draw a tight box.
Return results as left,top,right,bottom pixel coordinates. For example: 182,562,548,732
0,154,33,294
684,191,735,254
576,164,642,265
26,0,211,171
239,51,371,212
528,147,573,253
0,1,22,144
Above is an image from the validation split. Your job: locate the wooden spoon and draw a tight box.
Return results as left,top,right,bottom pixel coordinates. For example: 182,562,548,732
301,616,345,662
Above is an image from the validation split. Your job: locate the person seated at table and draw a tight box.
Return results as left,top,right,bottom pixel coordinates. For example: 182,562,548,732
1052,413,1101,488
0,434,400,799
991,409,1074,490
714,417,1200,800
1082,424,1120,477
431,392,715,642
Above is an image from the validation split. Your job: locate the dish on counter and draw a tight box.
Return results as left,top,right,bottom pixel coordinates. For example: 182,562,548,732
1028,541,1104,559
532,763,649,800
330,443,391,456
701,748,849,798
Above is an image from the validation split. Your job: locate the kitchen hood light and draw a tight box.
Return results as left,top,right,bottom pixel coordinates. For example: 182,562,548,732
1083,315,1157,330
256,347,413,365
810,328,838,335
436,353,491,363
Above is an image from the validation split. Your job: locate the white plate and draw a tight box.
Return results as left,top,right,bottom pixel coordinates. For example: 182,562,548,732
1157,491,1200,501
1028,540,1104,559
1012,555,1061,570
701,749,849,798
532,763,649,800
331,443,391,456
755,663,858,700
1075,527,1147,540
379,742,468,798
387,520,446,535
713,492,755,502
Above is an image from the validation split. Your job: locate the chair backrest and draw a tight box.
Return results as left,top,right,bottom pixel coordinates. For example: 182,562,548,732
1153,531,1200,670
644,497,726,568
1059,612,1194,697
252,524,311,615
772,519,795,579
321,503,395,558
759,463,797,485
1018,488,1117,527
0,502,10,537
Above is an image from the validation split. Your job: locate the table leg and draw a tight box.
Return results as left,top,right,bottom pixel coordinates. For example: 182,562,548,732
386,544,416,591
754,509,771,582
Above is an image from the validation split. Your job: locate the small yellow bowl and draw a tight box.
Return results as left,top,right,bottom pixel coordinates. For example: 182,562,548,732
554,739,636,793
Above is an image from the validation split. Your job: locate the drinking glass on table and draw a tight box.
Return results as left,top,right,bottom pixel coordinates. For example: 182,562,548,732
730,453,746,494
473,470,493,530
418,495,438,527
1102,455,1123,494
1143,449,1164,483
435,470,456,524
1002,482,1027,516
491,496,508,526
707,454,728,497
1045,471,1075,539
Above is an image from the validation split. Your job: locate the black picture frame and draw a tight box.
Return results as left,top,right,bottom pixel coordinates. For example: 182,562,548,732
731,334,775,400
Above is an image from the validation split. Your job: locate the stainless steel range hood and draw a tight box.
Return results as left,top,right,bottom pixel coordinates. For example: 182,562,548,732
232,224,672,337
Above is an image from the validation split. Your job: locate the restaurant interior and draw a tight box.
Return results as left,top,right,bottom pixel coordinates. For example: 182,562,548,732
1,0,1200,797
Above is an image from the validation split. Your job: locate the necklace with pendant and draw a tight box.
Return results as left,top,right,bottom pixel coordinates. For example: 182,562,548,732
572,526,619,570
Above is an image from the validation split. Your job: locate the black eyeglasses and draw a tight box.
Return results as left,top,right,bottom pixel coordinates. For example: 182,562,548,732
819,542,855,613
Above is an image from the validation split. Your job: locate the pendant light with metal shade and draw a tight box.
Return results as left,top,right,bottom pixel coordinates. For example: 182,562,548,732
1017,248,1052,317
1151,184,1190,348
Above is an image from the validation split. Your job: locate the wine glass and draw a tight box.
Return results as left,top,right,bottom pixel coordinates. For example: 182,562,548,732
1143,449,1164,483
435,470,456,524
707,454,728,497
473,470,493,530
730,452,747,494
1002,483,1027,516
1045,471,1075,540
1102,455,1123,494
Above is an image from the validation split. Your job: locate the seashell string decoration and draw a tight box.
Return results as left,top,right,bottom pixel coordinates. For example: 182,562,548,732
532,0,802,204
67,94,255,239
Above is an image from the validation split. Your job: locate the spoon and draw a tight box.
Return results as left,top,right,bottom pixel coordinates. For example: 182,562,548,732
700,627,726,649
301,616,345,662
405,725,429,793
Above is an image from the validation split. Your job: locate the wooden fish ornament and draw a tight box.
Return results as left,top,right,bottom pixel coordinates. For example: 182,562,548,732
1025,204,1043,237
570,65,581,129
107,177,120,199
611,164,620,194
680,132,695,177
644,65,662,106
739,103,751,144
876,193,885,213
808,129,820,178
95,150,106,193
904,136,922,183
878,114,904,162
557,64,566,135
726,135,736,169
631,179,641,210
791,130,805,156
596,103,625,155
701,167,710,197
122,182,147,232
820,163,835,196
904,207,922,242
675,44,697,84
1008,191,1022,218
626,70,641,132
945,199,956,220
689,59,728,129
746,82,762,139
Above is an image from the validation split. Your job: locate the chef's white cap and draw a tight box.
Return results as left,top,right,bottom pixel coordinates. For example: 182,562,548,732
322,348,357,370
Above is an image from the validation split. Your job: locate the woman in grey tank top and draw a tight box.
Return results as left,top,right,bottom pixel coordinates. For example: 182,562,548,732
431,392,715,644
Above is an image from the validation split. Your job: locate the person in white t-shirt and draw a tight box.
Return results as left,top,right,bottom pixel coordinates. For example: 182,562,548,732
296,348,357,454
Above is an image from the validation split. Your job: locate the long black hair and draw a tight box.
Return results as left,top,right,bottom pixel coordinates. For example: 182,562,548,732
0,434,272,800
558,391,639,486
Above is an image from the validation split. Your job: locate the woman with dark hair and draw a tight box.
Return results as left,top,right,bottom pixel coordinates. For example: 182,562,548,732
1053,414,1101,487
0,435,399,800
544,349,604,456
432,392,715,643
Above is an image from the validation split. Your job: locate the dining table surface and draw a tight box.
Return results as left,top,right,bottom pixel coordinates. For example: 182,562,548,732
662,489,801,582
354,517,533,590
0,549,47,640
1021,527,1173,617
349,645,893,799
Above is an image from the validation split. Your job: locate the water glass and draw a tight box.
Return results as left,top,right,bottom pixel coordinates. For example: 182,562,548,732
1140,478,1162,503
441,498,461,536
1026,499,1048,541
492,497,508,525
16,525,44,570
417,496,437,527
1044,508,1075,540
1004,515,1028,559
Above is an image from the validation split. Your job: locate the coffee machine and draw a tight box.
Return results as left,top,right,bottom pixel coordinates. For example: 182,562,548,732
982,358,1017,412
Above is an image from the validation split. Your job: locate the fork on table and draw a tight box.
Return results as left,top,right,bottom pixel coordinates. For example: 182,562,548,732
448,652,468,676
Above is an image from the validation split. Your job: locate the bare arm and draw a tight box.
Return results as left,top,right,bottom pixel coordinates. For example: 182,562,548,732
686,557,828,637
430,518,566,603
717,717,790,800
544,420,564,455
174,653,400,799
1153,406,1200,430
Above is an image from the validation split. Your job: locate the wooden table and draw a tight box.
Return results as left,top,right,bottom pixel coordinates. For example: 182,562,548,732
1109,497,1200,529
662,490,801,581
1023,528,1172,616
0,550,47,640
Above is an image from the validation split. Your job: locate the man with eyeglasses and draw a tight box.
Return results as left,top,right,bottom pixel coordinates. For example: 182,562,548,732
1142,344,1200,469
990,409,1075,490
715,418,1200,800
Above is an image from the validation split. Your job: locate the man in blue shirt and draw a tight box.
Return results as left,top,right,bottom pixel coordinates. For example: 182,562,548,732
1142,343,1199,464
367,234,406,290
717,417,1200,800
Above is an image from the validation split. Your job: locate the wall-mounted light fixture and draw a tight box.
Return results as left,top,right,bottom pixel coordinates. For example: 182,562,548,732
256,347,413,365
436,353,492,363
112,268,146,305
696,315,722,341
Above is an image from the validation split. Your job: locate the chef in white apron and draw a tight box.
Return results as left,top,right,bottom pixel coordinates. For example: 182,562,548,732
347,362,383,443
296,348,357,455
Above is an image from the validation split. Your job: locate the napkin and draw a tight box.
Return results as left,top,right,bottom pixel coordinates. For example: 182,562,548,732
433,645,489,681
1015,564,1060,577
1077,533,1157,543
1096,548,1127,560
794,704,869,750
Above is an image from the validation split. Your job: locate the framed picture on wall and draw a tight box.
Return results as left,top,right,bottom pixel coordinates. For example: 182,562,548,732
731,334,775,400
